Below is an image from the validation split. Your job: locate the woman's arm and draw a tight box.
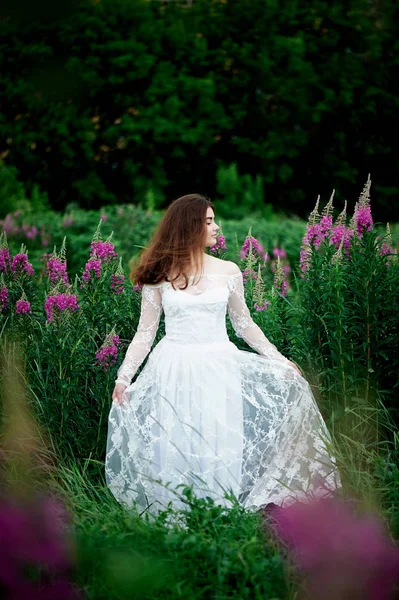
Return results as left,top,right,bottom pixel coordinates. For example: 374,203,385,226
115,284,163,386
227,265,291,364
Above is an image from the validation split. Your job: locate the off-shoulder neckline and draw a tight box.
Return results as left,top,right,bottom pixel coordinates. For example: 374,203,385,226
148,271,241,288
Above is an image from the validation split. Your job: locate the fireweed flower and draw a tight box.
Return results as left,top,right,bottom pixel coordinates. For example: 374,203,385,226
46,257,69,284
274,257,288,297
10,253,34,276
242,268,257,284
0,285,9,312
90,240,117,263
82,258,102,283
0,247,10,273
44,293,80,323
111,273,125,294
355,205,373,236
352,174,373,237
240,236,267,260
273,247,287,259
273,497,399,600
133,282,143,292
96,332,121,371
254,300,271,312
15,298,32,315
210,234,228,255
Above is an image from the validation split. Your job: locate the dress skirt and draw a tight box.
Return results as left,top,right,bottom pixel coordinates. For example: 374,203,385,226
105,337,340,513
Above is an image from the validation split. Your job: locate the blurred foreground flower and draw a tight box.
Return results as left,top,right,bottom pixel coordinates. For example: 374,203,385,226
0,494,80,600
0,340,81,599
272,497,399,600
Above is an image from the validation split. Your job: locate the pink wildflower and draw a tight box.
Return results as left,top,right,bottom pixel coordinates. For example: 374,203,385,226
209,234,228,255
96,333,121,371
46,257,69,284
44,293,80,323
240,237,267,260
82,258,102,283
0,247,10,273
133,283,143,292
355,205,373,236
273,248,287,259
282,264,291,276
90,240,117,262
111,274,125,294
274,258,288,297
254,300,271,311
10,253,34,276
15,299,32,315
62,217,74,228
0,285,9,312
306,223,323,247
381,242,393,256
242,268,257,284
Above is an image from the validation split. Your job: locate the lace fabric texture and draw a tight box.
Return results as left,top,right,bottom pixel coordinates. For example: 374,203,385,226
106,267,341,513
115,267,289,386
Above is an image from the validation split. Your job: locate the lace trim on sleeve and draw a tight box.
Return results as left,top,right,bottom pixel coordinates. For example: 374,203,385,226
227,269,290,363
115,284,163,386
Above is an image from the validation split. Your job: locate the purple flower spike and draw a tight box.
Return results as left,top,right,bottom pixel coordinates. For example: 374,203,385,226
111,273,125,294
0,285,9,312
46,257,69,284
90,240,117,262
240,236,264,260
44,293,80,323
82,258,102,283
254,300,271,311
210,234,228,255
16,299,32,315
355,205,373,236
242,268,257,284
10,253,34,276
0,247,10,274
96,332,121,371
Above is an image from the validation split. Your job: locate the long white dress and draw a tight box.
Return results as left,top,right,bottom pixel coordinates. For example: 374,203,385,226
105,267,340,513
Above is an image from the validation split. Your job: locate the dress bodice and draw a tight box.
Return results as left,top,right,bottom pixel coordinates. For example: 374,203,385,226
115,267,290,386
161,279,230,344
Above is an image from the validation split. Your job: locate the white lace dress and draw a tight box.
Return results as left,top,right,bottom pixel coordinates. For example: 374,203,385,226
105,266,340,513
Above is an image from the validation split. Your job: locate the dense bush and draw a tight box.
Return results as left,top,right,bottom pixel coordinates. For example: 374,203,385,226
0,0,398,219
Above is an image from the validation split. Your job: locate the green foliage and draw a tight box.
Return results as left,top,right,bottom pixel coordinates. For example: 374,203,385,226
56,464,289,600
1,0,398,219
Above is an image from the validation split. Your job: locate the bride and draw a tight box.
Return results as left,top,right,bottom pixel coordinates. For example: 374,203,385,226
105,194,340,513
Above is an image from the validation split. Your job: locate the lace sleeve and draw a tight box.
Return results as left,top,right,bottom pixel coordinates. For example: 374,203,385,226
115,284,163,386
227,267,290,363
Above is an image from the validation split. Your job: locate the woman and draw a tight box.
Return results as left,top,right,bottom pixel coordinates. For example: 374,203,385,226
105,194,340,513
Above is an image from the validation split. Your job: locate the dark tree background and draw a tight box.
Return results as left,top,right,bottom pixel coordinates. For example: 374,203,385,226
0,0,398,219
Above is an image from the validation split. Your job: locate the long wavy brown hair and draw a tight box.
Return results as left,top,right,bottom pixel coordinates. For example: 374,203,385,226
130,194,215,290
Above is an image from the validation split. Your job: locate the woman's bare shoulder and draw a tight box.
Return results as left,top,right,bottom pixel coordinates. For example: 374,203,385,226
204,256,240,276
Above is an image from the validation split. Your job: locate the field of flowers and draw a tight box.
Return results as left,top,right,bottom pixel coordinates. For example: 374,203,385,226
1,179,399,599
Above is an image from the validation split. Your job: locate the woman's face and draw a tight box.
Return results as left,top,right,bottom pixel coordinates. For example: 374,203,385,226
204,207,220,247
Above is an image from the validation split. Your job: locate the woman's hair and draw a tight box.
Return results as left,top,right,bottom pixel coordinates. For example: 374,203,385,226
130,193,215,290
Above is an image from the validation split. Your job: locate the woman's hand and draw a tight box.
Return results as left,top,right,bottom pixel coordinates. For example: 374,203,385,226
112,383,127,406
288,360,303,377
